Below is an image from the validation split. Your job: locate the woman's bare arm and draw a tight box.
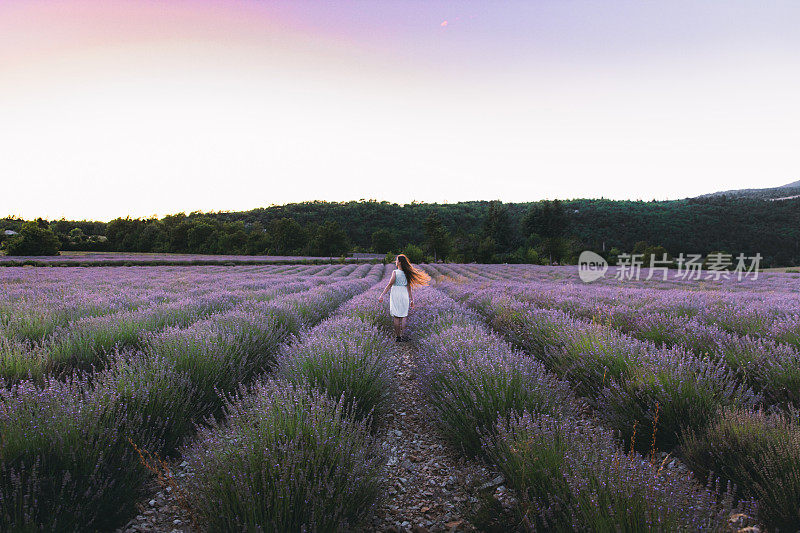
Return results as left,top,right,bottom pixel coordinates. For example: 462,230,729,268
407,284,413,307
378,271,396,302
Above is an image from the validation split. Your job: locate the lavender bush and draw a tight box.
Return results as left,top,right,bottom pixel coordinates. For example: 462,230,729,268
335,288,395,330
46,294,237,372
597,348,759,453
277,316,397,422
142,308,292,412
94,351,205,456
182,379,384,532
720,336,800,408
0,335,49,384
0,376,159,531
417,323,580,456
681,408,800,531
484,411,756,532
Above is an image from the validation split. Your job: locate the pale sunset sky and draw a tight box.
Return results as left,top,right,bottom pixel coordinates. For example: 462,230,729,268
2,1,799,220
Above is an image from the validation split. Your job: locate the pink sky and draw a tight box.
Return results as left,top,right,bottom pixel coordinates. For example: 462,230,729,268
2,1,800,220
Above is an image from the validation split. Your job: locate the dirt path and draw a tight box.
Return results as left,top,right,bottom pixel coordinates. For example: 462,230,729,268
369,343,503,533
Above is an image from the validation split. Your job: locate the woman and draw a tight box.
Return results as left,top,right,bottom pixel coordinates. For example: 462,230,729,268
378,254,429,342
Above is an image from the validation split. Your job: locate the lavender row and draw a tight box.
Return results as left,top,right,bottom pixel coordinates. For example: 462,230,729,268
0,264,386,383
434,279,756,448
435,277,800,530
403,286,754,530
0,280,311,383
429,266,800,410
0,264,349,343
178,279,395,530
0,272,382,531
436,262,800,294
433,263,800,344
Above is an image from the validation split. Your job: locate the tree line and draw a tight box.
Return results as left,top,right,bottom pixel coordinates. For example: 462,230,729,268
2,196,799,267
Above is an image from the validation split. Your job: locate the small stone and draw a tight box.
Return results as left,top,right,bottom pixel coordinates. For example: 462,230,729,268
477,474,505,491
148,499,157,507
173,519,183,526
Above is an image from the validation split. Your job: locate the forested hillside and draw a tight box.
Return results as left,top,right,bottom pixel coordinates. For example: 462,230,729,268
2,196,799,266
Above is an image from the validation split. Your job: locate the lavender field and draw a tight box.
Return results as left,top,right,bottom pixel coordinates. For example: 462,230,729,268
1,263,799,531
0,252,375,266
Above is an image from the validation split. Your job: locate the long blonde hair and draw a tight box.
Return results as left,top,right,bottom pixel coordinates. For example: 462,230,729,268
396,254,430,287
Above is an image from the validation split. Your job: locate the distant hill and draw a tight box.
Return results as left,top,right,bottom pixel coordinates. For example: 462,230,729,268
697,180,800,200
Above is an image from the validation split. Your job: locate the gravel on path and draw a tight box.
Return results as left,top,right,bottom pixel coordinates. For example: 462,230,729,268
370,343,508,533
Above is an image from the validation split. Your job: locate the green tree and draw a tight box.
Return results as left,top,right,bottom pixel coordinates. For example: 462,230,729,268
371,229,396,253
186,221,217,254
451,230,478,263
523,200,571,263
2,221,60,256
246,222,271,255
137,221,169,253
270,218,307,255
217,222,248,255
68,227,86,244
477,236,497,263
482,201,512,251
523,200,570,240
403,244,425,264
632,241,649,255
423,213,450,262
311,220,349,259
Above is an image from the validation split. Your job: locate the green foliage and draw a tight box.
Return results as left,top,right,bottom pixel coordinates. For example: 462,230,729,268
482,201,513,250
484,411,753,532
269,217,306,254
277,318,396,422
523,200,569,240
403,244,425,264
477,236,496,263
681,408,800,532
10,194,800,265
183,380,384,532
524,247,541,264
310,220,349,258
370,228,395,253
423,212,450,261
2,221,60,256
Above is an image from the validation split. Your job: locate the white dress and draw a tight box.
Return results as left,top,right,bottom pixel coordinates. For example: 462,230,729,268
390,269,410,317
